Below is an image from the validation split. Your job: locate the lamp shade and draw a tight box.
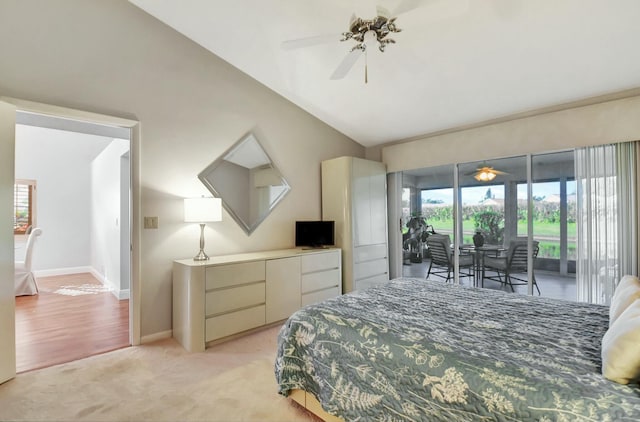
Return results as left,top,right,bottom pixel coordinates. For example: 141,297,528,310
184,197,222,223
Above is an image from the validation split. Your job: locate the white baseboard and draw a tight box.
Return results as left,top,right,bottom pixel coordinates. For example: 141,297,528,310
141,330,172,344
33,267,129,301
34,266,93,277
89,269,131,301
90,268,107,285
115,289,130,300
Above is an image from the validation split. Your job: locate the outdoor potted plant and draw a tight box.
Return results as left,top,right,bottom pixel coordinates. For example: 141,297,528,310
403,215,433,263
473,211,504,245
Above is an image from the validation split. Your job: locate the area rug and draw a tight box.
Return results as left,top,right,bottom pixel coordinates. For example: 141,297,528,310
51,283,112,296
0,333,319,421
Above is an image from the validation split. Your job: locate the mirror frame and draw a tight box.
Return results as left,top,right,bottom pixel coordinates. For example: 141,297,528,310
198,132,290,235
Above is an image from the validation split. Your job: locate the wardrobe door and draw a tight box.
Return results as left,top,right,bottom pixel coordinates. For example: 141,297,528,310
352,157,372,247
369,160,389,245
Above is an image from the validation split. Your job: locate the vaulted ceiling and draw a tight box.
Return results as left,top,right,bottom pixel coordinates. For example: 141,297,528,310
129,0,640,147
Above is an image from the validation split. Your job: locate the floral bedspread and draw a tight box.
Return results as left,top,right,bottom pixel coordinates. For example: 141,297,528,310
275,277,640,421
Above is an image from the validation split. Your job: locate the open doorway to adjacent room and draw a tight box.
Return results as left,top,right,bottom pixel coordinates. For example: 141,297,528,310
13,111,131,373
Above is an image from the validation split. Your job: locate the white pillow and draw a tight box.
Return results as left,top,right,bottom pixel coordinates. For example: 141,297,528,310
602,298,640,384
609,275,640,327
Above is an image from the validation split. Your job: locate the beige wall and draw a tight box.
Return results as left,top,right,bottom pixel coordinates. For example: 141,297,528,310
0,102,16,381
0,1,363,338
382,95,640,172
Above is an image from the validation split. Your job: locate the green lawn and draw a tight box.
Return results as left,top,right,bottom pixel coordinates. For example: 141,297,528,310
517,220,576,238
419,219,576,259
429,220,454,233
422,218,575,239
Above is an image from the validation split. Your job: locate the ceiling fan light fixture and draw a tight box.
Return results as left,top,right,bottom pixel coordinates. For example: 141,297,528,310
364,30,377,44
474,169,497,182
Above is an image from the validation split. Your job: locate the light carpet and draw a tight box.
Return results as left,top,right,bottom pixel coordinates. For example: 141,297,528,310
0,325,319,421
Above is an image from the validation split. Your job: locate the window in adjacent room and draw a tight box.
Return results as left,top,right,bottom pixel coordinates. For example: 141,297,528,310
14,179,36,235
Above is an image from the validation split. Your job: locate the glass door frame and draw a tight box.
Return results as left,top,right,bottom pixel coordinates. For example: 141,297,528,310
400,149,575,297
451,155,536,294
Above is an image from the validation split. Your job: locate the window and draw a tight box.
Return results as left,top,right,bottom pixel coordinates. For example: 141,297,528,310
14,180,36,235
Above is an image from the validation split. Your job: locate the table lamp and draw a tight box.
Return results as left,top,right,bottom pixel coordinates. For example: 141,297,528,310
184,197,222,261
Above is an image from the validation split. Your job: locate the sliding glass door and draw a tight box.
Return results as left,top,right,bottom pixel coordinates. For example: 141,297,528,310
401,151,578,300
458,157,530,293
529,151,576,299
398,142,640,305
402,165,453,279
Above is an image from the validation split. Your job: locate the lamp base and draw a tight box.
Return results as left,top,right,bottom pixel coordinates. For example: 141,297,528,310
193,249,210,261
193,223,210,261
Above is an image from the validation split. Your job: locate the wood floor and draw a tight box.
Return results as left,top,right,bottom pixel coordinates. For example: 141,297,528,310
15,273,129,373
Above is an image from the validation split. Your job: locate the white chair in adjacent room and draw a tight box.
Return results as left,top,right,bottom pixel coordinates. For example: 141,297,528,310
14,227,43,296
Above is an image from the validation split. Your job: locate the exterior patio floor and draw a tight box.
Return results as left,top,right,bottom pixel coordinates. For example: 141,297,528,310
403,259,577,302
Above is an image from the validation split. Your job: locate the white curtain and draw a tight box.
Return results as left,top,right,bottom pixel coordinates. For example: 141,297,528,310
616,142,639,279
575,141,639,305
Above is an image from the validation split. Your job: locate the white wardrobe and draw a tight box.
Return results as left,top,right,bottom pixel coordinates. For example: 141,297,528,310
322,156,389,293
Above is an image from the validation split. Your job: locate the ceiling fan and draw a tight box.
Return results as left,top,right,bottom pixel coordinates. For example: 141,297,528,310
281,1,469,82
281,1,423,83
468,166,509,182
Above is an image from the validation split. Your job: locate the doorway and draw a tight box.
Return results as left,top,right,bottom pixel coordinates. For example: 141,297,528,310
1,99,141,384
14,112,132,372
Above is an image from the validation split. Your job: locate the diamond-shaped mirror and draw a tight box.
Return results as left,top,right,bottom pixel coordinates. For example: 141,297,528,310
198,132,290,235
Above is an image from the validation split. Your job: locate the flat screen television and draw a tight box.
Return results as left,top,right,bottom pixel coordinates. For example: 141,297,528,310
295,221,335,248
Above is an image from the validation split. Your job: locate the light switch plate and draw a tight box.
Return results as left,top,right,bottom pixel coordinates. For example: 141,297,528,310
144,216,158,229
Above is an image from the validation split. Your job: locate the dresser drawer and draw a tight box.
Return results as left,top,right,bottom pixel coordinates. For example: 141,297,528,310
301,251,340,273
205,305,266,342
301,268,341,294
301,286,341,307
205,261,265,290
205,282,265,317
353,244,387,263
355,274,388,291
354,257,388,281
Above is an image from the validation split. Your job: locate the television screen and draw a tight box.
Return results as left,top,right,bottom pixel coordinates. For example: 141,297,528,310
295,221,335,248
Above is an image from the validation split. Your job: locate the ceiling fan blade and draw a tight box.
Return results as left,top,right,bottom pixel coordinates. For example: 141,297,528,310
468,167,510,177
464,169,485,176
349,12,357,26
330,48,364,80
377,5,391,18
392,0,469,19
281,34,340,51
391,0,424,16
464,166,508,177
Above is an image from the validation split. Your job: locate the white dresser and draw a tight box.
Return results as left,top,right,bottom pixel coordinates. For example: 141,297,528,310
172,247,341,352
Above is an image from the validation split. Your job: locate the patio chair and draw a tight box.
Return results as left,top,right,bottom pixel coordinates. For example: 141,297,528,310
425,234,474,282
483,239,541,294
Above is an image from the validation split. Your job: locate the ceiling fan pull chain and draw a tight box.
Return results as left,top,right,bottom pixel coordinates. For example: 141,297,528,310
365,49,368,84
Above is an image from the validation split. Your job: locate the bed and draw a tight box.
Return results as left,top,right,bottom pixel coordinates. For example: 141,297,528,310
275,277,640,421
